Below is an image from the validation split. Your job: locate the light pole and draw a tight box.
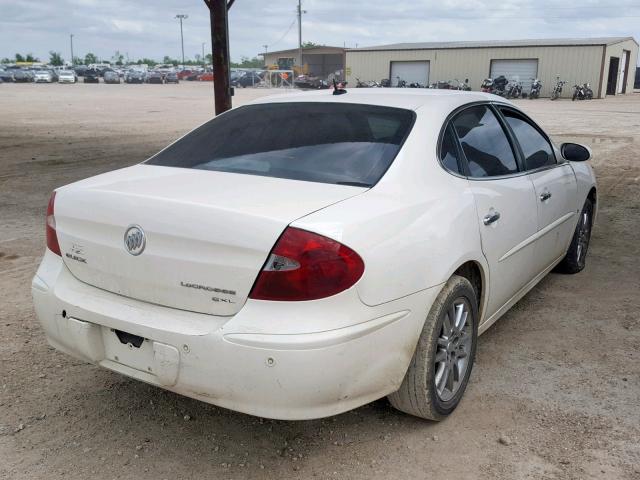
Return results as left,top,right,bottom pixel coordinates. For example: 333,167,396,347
70,34,74,66
202,42,206,68
175,14,188,69
263,44,268,66
297,1,306,69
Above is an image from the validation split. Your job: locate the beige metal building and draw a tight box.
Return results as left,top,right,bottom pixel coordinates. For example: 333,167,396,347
346,37,638,98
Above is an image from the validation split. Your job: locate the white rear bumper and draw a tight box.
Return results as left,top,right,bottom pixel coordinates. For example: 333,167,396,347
32,250,439,419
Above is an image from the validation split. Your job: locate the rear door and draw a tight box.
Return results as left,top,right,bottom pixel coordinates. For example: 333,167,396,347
450,104,539,318
498,107,578,273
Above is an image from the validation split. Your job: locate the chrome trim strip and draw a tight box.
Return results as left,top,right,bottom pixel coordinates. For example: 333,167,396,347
498,211,575,262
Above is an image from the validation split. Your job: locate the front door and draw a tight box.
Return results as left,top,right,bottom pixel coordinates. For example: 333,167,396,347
450,104,539,318
607,57,620,95
497,107,578,274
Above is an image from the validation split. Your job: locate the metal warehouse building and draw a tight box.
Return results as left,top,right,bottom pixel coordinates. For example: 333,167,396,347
346,37,638,98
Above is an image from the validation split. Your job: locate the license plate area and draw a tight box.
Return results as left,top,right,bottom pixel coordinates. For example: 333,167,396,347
102,327,155,374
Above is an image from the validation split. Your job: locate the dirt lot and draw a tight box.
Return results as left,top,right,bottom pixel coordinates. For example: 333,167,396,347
0,82,639,480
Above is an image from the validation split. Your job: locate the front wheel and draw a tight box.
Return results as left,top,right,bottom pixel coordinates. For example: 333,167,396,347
556,199,593,274
388,275,478,420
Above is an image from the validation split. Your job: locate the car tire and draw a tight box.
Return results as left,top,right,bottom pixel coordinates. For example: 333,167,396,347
388,274,478,420
555,198,593,274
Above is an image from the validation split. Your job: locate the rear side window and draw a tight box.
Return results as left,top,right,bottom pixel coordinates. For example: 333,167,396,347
147,102,415,187
501,110,556,170
452,105,518,178
439,124,462,174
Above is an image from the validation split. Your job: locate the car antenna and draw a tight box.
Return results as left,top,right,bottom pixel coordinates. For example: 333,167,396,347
333,79,347,95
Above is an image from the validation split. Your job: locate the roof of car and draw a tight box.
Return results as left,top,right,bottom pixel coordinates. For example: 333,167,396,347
250,88,511,112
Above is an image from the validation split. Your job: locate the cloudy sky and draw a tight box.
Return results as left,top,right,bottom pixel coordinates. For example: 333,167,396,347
1,0,639,63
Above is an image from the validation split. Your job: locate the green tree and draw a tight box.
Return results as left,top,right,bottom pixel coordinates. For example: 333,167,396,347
1,57,12,64
84,52,98,65
204,53,212,64
230,56,264,68
72,56,83,66
162,55,178,66
302,41,321,48
137,58,157,67
25,53,38,62
15,53,25,62
49,51,64,66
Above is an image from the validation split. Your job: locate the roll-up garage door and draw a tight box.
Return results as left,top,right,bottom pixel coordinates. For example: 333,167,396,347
490,59,538,93
390,61,429,87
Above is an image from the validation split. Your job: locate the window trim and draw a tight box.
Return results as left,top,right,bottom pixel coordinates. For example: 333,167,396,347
437,101,563,181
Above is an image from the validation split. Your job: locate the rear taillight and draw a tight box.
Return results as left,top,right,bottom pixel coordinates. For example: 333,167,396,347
46,191,61,256
249,227,364,301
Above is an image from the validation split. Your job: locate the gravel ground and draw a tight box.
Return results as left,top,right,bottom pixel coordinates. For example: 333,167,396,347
0,82,639,480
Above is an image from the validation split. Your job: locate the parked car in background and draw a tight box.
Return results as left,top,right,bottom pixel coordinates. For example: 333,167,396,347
31,89,597,421
83,69,100,83
58,70,77,84
146,71,164,84
74,65,88,77
185,70,202,81
34,70,55,83
165,72,179,84
232,71,262,88
12,70,31,82
177,69,194,80
103,70,121,84
198,71,214,82
0,69,14,82
125,70,146,84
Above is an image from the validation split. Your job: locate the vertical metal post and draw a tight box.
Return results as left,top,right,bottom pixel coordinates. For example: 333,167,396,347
210,0,232,114
176,14,188,68
70,34,74,66
202,42,206,68
297,0,303,69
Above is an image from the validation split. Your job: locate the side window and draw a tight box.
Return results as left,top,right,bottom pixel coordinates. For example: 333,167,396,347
439,124,462,174
501,110,556,170
452,105,518,178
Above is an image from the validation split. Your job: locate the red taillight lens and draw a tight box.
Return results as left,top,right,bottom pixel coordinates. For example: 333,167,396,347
46,191,61,256
249,227,364,301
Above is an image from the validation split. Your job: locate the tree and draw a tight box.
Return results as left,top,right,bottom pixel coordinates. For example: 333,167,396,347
1,57,12,64
204,53,212,65
230,56,263,68
162,55,178,66
15,53,25,62
302,41,321,48
25,53,38,62
49,51,64,66
84,52,98,65
73,56,84,66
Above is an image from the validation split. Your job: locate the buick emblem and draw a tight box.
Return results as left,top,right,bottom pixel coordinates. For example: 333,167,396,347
124,225,146,256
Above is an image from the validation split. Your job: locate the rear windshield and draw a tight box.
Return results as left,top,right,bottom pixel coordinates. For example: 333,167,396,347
146,102,415,187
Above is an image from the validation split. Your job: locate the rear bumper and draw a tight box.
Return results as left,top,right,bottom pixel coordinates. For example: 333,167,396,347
32,250,439,420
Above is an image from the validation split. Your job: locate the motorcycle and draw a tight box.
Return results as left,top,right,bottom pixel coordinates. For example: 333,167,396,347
551,77,566,100
395,76,407,88
490,75,508,96
572,83,594,101
505,79,523,99
529,78,542,99
480,78,493,93
453,78,471,91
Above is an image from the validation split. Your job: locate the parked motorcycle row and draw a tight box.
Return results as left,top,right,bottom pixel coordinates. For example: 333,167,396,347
355,74,594,100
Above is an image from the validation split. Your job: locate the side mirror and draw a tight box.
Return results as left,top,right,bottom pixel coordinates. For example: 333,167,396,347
561,143,591,162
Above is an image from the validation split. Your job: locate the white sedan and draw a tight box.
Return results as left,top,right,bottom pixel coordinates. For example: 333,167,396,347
32,89,596,420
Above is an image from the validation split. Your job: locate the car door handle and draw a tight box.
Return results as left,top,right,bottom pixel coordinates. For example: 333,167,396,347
483,211,501,225
540,191,552,202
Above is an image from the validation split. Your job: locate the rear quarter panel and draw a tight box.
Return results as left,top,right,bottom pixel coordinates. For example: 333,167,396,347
292,107,488,307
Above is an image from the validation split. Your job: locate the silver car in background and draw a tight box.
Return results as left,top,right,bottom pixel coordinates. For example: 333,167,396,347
58,70,77,84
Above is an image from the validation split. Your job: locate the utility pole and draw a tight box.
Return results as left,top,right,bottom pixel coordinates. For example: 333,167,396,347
70,34,74,66
297,0,306,69
203,0,235,115
202,42,206,68
263,44,268,65
175,14,188,68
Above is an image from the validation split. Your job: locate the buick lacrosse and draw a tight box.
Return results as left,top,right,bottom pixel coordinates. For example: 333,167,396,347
32,89,596,420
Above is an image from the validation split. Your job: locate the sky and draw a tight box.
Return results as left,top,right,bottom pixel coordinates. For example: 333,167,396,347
1,0,639,64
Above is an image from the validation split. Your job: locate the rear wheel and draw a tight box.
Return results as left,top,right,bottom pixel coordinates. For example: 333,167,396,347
556,199,593,274
388,275,478,420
